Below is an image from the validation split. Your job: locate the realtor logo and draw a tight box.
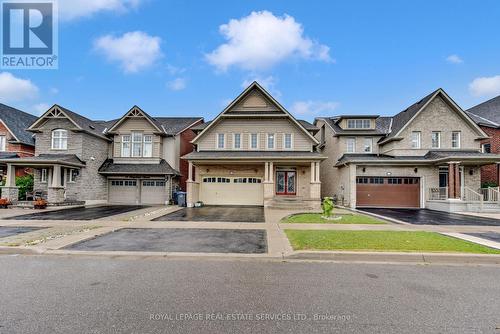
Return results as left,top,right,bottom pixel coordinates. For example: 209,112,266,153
1,0,58,69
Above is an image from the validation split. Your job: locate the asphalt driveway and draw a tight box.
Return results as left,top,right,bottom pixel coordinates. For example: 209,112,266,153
5,205,146,221
66,228,267,254
360,208,500,226
466,232,500,243
0,226,43,238
153,205,265,223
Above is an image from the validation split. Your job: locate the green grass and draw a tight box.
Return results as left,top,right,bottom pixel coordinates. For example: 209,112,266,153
285,230,500,254
281,213,386,224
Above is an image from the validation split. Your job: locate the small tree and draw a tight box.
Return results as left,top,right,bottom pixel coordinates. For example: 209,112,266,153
322,197,334,218
16,174,34,201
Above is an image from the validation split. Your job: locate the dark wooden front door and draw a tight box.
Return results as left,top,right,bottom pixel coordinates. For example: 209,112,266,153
276,171,296,195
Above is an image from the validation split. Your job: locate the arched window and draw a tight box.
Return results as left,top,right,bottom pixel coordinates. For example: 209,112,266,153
52,129,68,150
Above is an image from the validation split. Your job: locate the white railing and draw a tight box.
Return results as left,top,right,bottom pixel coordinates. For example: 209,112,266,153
462,187,484,202
428,187,448,200
479,187,500,203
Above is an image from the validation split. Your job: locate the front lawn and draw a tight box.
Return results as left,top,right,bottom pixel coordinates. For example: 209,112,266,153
281,213,386,224
285,230,500,254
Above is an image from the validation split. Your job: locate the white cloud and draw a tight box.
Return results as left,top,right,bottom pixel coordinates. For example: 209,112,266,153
94,31,162,73
446,54,463,64
33,103,51,115
167,78,187,91
166,64,186,76
290,100,340,116
469,75,500,97
205,11,333,72
0,72,38,103
59,0,143,21
49,87,59,95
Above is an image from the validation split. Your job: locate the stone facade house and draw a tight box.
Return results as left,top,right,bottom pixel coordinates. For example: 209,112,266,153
183,82,325,209
0,104,202,205
314,89,500,212
0,104,37,177
466,95,500,186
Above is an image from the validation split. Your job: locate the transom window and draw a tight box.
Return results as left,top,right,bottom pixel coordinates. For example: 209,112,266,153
217,133,225,149
51,129,68,150
250,133,258,149
267,133,275,149
0,135,5,151
346,138,356,153
233,133,241,149
452,131,461,149
347,119,371,129
363,138,373,153
284,133,292,149
411,131,421,149
431,132,441,149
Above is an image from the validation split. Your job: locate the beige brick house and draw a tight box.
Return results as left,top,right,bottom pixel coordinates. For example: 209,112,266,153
314,88,500,212
183,82,325,209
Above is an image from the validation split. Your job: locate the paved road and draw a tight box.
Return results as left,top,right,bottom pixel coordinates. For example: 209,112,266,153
5,205,146,221
1,256,499,333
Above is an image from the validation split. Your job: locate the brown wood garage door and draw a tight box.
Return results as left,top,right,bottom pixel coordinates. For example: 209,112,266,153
356,177,420,208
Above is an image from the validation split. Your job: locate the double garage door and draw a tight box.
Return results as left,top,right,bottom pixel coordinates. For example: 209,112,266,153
109,179,168,205
356,177,420,208
200,176,263,206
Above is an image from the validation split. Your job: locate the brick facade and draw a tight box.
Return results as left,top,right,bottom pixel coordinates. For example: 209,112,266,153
0,120,35,177
178,120,203,191
480,126,500,185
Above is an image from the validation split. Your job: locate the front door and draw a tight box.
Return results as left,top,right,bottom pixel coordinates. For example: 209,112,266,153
276,171,296,195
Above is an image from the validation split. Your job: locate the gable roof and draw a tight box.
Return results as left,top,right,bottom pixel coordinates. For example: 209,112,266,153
154,117,203,136
466,95,500,127
28,105,110,141
106,106,164,134
192,81,319,144
0,103,37,146
316,116,392,136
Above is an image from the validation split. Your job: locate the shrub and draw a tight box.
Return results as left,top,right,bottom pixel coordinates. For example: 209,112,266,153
33,199,47,209
16,174,34,201
482,181,499,188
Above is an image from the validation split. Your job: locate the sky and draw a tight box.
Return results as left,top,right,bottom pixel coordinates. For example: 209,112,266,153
1,0,500,122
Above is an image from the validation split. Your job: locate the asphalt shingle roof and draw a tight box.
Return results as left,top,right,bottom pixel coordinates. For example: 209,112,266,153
0,154,86,166
154,117,203,135
99,159,180,175
0,103,37,146
57,105,108,138
466,95,500,127
182,151,326,160
319,116,392,136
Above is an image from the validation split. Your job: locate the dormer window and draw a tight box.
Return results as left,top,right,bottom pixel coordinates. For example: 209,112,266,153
347,119,371,129
51,129,68,150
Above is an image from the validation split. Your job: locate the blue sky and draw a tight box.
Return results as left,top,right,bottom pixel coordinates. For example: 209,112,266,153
1,0,500,122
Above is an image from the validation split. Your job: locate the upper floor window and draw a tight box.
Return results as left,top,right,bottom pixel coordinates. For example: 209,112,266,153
250,133,258,149
0,135,5,151
132,132,143,157
267,133,275,149
143,135,153,157
284,133,293,149
451,131,461,149
347,119,371,129
482,143,491,153
121,135,131,157
51,129,68,150
346,138,356,153
431,132,441,149
233,133,241,149
217,133,225,149
411,131,421,149
363,138,373,153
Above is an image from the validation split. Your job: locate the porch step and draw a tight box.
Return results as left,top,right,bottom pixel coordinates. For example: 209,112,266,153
465,202,500,213
266,197,314,210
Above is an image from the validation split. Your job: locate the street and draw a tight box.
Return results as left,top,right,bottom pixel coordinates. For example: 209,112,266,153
0,255,499,333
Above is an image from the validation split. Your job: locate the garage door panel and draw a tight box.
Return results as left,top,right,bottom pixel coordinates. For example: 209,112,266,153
356,177,420,208
109,180,138,204
200,177,263,206
141,180,167,205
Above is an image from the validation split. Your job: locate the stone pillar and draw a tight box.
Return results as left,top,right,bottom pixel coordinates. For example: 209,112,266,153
48,164,65,203
1,164,19,202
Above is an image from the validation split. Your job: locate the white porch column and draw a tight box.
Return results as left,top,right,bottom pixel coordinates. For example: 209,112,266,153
264,162,269,182
4,164,16,187
1,163,19,201
311,162,315,183
315,162,320,182
187,161,193,182
269,162,274,182
52,164,62,187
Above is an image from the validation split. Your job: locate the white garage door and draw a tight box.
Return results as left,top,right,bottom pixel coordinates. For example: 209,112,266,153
109,180,138,204
141,180,167,205
200,176,263,206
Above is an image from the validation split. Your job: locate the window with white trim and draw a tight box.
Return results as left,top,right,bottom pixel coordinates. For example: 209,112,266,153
143,135,153,157
482,143,491,153
346,138,356,153
217,133,225,149
250,133,258,149
411,131,421,149
0,135,5,151
121,135,131,157
347,119,371,129
284,133,292,149
68,169,77,183
363,137,373,153
431,132,441,149
267,133,275,149
233,133,241,149
131,132,143,157
40,169,48,183
51,129,68,150
452,131,461,149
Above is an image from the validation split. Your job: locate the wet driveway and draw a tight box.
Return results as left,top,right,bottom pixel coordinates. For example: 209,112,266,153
6,205,146,221
65,228,267,254
153,206,265,223
0,226,44,238
466,232,500,243
360,208,500,226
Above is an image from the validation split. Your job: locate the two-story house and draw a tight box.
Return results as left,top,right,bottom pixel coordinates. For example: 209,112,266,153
0,104,202,205
466,95,500,186
315,88,500,212
0,104,37,177
183,82,325,209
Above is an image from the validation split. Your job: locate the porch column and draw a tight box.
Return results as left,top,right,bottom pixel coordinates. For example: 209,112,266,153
52,164,62,187
263,161,274,203
264,162,269,182
186,161,199,207
187,161,193,182
48,164,65,203
1,164,19,202
315,162,320,182
269,162,274,182
454,163,461,199
309,161,321,205
447,162,461,199
311,162,315,183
